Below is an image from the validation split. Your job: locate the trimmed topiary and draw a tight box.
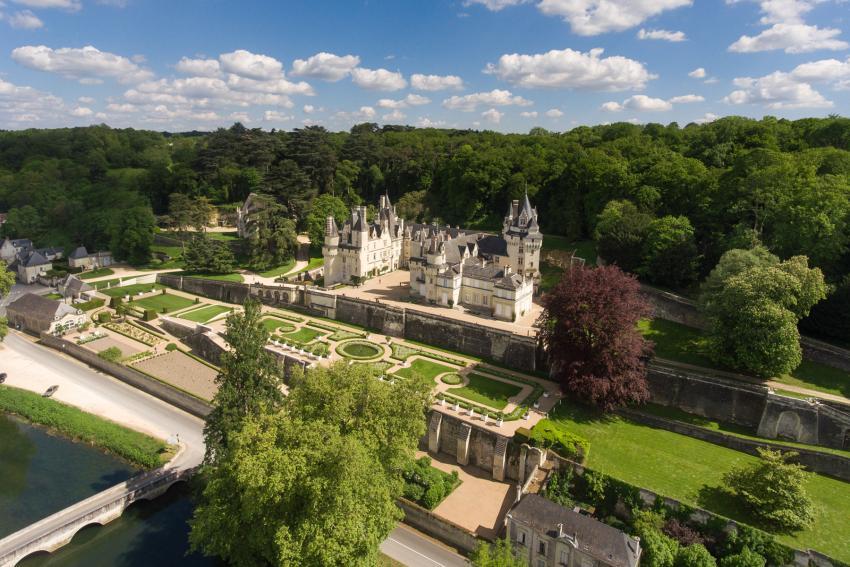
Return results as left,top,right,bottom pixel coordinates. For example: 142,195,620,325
440,373,462,385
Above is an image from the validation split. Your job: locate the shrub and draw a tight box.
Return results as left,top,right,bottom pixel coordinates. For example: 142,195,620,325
98,311,112,323
634,512,680,567
98,346,123,363
143,309,158,321
79,322,91,331
75,298,105,311
110,296,123,308
583,470,608,503
543,469,574,508
402,456,460,510
440,373,462,385
663,518,705,547
166,343,178,352
675,544,716,567
718,547,766,567
528,422,590,462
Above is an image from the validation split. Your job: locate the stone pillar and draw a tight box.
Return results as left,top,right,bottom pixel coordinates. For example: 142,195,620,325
492,435,508,482
518,444,528,485
456,423,472,466
428,411,443,454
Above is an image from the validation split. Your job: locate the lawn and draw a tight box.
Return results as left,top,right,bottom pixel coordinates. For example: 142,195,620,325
280,327,326,344
91,277,121,290
178,304,231,323
99,283,163,298
44,292,63,300
0,385,172,469
539,261,564,293
261,316,297,333
394,359,457,382
78,267,115,280
175,271,244,283
541,237,597,264
535,401,850,562
639,318,850,398
336,340,383,360
130,293,196,313
257,258,296,278
448,373,523,410
288,254,324,277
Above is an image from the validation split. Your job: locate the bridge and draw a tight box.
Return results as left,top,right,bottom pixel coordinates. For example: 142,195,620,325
0,464,198,567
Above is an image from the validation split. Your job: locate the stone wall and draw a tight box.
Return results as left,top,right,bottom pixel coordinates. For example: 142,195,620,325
757,395,850,450
396,498,481,554
39,333,211,418
157,274,250,305
622,409,850,482
335,296,406,337
801,336,850,373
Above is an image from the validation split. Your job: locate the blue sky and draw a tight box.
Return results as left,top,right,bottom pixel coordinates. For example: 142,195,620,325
0,0,847,132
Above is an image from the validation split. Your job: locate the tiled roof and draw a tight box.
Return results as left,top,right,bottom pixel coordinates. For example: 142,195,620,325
7,293,61,320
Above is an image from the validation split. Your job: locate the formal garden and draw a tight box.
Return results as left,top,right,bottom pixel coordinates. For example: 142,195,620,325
177,304,232,324
335,340,385,360
128,291,196,314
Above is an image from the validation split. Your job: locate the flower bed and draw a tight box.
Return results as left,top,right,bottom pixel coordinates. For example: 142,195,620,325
336,340,384,360
389,342,466,366
104,322,162,347
307,320,366,340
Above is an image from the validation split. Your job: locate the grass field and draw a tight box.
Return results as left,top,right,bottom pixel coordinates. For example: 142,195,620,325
280,327,325,344
448,373,523,410
288,254,324,277
0,385,171,469
261,316,297,333
99,283,163,297
541,237,597,264
539,261,564,293
78,267,115,280
257,259,296,278
178,304,231,323
44,292,63,300
639,318,850,399
130,293,195,313
175,271,244,283
535,401,850,561
394,359,456,381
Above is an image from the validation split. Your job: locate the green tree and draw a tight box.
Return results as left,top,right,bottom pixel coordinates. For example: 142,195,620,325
700,246,779,308
471,538,526,567
183,235,236,274
202,299,283,462
109,205,155,265
244,196,298,270
396,190,429,223
3,205,44,241
640,215,699,288
594,199,652,272
190,362,431,566
0,261,10,341
675,544,716,567
719,547,766,567
723,449,814,532
305,193,349,250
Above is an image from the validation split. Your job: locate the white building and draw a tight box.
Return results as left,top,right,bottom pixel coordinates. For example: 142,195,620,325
323,193,542,322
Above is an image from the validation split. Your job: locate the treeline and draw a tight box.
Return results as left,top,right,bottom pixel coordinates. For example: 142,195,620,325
1,118,849,300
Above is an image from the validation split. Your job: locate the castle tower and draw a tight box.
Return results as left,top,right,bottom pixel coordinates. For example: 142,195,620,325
322,216,341,285
502,192,543,281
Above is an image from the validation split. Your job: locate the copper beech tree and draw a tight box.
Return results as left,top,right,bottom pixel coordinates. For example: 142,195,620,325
538,264,653,411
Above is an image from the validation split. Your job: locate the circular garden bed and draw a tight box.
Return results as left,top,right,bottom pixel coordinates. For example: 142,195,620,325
440,373,463,385
336,340,384,360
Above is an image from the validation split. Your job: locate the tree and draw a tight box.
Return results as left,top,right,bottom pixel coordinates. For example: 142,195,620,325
675,544,716,567
189,196,215,232
471,538,526,567
700,246,778,308
202,299,283,462
594,199,651,272
183,235,236,274
538,265,653,411
244,196,299,270
0,261,10,342
633,510,679,567
190,362,431,566
703,257,826,377
396,190,429,223
800,275,850,343
305,193,348,250
719,547,766,567
723,448,814,532
109,205,155,265
640,215,699,288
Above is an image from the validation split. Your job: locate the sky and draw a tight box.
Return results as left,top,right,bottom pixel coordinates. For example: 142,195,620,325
0,0,847,133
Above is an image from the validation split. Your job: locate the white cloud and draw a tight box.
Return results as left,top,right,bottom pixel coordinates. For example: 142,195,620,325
226,75,313,97
334,106,377,122
106,102,138,112
520,111,539,118
219,49,283,80
70,106,92,117
264,110,293,122
723,71,833,108
229,111,250,123
77,95,94,103
600,101,623,112
416,116,446,128
350,67,407,91
442,89,532,111
303,104,316,113
291,52,360,81
537,0,692,36
481,108,503,124
410,73,464,91
668,94,704,103
11,0,79,10
729,23,848,53
175,57,221,78
376,93,431,109
485,47,656,91
637,28,686,41
694,112,718,124
382,109,406,121
11,45,154,83
688,67,706,78
790,56,850,82
463,0,528,10
545,108,564,117
8,9,42,28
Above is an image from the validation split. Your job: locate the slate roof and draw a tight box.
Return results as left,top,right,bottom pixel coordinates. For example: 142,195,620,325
36,246,63,257
60,274,93,296
11,238,32,250
477,234,509,257
21,250,49,268
510,495,640,567
69,246,89,259
7,293,62,320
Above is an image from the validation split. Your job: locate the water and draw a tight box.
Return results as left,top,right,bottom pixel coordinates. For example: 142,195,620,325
0,413,218,566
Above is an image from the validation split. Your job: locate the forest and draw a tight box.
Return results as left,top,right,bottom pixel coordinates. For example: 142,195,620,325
1,116,849,339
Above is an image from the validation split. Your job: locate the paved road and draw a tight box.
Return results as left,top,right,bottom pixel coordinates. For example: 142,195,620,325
382,525,469,567
0,332,204,468
0,333,469,566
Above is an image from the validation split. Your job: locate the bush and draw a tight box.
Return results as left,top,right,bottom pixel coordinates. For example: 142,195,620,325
675,544,716,567
542,469,574,508
633,512,680,567
166,343,178,352
143,309,158,321
663,518,705,547
402,456,460,510
98,346,123,363
98,311,112,324
440,373,462,385
75,298,105,311
528,422,590,462
110,296,123,308
718,547,765,567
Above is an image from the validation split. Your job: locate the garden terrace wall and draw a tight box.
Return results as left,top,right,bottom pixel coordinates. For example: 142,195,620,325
38,333,211,419
335,296,405,337
621,409,850,482
396,498,482,554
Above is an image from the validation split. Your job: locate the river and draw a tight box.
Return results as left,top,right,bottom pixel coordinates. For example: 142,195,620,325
0,413,217,566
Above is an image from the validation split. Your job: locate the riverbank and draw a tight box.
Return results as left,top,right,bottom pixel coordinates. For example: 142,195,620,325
0,385,173,469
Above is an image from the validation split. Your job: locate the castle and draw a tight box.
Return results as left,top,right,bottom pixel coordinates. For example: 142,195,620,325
323,193,542,322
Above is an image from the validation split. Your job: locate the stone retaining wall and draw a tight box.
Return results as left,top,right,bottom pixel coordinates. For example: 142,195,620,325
396,498,481,554
39,333,211,418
